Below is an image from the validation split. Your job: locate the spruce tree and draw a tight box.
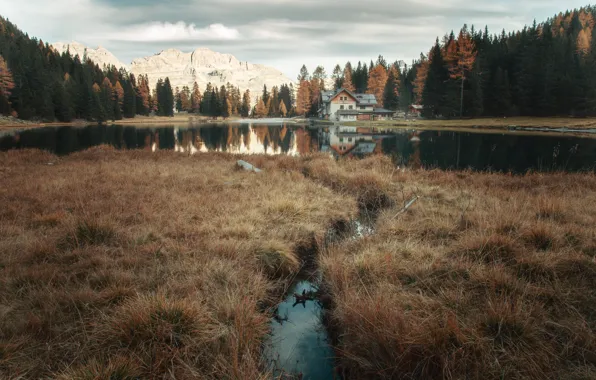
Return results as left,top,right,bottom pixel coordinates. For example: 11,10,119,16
422,40,449,118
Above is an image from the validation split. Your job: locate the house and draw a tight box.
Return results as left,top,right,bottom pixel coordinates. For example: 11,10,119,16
319,88,395,122
409,104,423,116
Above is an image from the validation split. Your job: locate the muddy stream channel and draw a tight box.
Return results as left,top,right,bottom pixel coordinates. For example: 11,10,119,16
264,216,376,379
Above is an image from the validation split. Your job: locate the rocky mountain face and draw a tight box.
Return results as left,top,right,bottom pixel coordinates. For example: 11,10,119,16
52,42,128,70
52,43,293,106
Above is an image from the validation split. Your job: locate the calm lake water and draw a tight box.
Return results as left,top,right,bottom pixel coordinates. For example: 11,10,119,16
2,123,596,172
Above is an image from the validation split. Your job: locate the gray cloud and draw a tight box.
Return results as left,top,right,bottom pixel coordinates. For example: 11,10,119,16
0,0,589,77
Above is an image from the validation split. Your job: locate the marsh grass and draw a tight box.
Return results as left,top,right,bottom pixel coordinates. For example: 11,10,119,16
320,167,596,379
2,147,595,379
0,147,356,379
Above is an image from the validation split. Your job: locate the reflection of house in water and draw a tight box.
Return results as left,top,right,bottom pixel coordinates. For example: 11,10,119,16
321,126,389,157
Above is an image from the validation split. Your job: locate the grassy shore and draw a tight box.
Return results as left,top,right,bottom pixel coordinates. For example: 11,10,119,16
342,116,596,131
1,149,595,379
0,115,234,130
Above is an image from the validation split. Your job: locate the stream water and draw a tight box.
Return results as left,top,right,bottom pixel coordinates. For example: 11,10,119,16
265,280,335,379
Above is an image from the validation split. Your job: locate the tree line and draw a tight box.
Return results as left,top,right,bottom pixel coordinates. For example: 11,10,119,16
412,6,596,118
0,16,298,122
297,5,596,119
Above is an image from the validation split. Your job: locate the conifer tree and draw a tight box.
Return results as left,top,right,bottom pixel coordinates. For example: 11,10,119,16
279,100,288,117
383,65,400,110
422,40,449,118
262,85,270,105
122,80,136,118
446,27,478,117
332,64,343,90
296,80,311,116
255,97,267,118
180,86,192,112
342,64,356,92
241,89,251,117
191,82,202,113
0,55,14,114
367,64,388,104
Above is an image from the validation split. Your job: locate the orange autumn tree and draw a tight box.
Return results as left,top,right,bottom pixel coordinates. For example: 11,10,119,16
446,27,477,117
413,53,430,104
0,55,15,112
296,80,311,116
342,64,355,92
367,64,388,105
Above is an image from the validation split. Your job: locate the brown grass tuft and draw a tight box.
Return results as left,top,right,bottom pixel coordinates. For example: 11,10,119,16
455,233,519,264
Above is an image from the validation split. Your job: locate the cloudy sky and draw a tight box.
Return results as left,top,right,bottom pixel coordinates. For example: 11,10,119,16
0,0,588,78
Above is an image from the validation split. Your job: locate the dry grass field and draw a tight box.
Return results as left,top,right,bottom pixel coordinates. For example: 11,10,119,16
1,148,595,379
0,148,356,379
317,158,596,379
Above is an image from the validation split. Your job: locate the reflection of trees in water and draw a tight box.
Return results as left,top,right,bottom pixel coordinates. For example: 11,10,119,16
418,131,596,172
2,125,596,173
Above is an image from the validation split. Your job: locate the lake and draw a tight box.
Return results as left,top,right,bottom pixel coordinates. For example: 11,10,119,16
2,123,596,172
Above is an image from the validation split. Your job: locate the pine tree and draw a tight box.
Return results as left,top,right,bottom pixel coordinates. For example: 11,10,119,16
422,40,450,118
175,87,182,112
122,80,136,118
91,83,106,123
298,65,310,81
383,65,400,110
101,77,114,120
493,67,512,116
191,82,202,113
332,64,343,90
262,85,270,105
201,83,213,115
241,89,251,117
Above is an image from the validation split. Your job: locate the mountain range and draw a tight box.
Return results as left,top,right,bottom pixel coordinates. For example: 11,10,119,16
52,42,294,105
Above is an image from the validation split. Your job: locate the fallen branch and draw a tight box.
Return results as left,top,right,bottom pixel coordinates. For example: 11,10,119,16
391,196,419,220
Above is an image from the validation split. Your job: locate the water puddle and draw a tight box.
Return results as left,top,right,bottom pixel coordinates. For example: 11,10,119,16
265,280,335,379
265,217,375,379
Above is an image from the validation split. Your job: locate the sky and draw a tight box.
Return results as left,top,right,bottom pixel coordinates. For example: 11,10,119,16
0,0,589,79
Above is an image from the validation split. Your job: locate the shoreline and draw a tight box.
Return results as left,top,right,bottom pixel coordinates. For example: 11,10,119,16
2,115,596,135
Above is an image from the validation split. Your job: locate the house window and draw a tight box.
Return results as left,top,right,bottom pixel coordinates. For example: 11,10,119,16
349,105,353,110
360,106,366,110
348,138,353,142
339,138,344,143
340,105,344,110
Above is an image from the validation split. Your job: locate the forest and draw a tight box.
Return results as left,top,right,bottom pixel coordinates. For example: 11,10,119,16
0,16,295,122
2,6,596,122
296,6,596,118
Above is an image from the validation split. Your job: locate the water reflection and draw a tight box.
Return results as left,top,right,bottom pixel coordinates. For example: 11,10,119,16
265,281,335,380
2,123,596,172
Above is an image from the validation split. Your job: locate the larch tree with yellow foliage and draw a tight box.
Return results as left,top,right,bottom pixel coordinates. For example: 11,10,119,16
446,28,477,117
